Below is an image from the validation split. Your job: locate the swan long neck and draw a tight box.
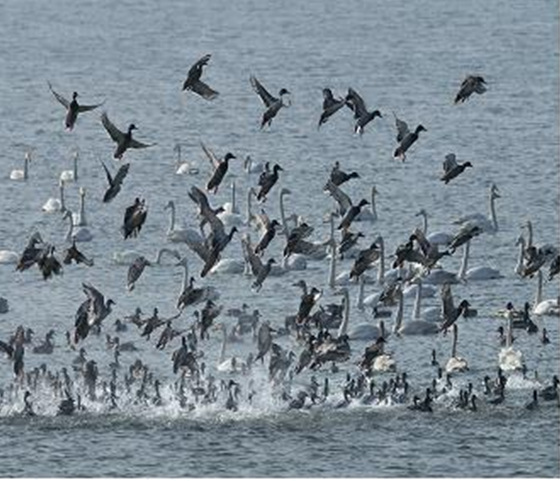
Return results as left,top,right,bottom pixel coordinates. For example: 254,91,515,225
337,290,350,338
231,182,238,214
155,248,174,264
506,313,513,348
370,187,377,220
59,183,66,211
526,221,533,249
457,240,469,280
392,288,404,334
412,279,422,320
489,193,498,232
279,192,289,240
219,326,227,364
176,145,182,165
65,213,73,242
534,270,543,305
376,237,385,285
23,154,29,180
168,202,176,233
328,241,337,290
79,190,86,226
357,275,365,310
421,212,428,235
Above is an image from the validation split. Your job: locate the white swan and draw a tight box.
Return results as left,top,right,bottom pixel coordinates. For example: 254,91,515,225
410,278,441,323
533,270,559,316
113,248,181,266
209,258,246,275
216,323,246,373
445,324,468,373
423,243,469,285
355,185,378,222
416,209,453,246
393,283,439,335
498,307,524,372
60,151,79,183
0,249,18,264
523,220,558,261
514,235,526,276
42,180,66,214
243,155,266,174
458,239,502,281
165,200,193,243
217,181,244,228
174,144,199,175
10,151,31,181
63,210,92,242
454,183,500,234
72,187,89,227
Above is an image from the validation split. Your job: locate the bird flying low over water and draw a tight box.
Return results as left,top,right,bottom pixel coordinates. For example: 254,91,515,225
48,82,104,131
393,123,427,161
454,75,487,104
250,76,291,129
101,112,155,159
318,88,348,128
345,88,382,135
101,160,130,203
122,198,148,239
200,142,236,194
440,153,473,184
182,54,219,100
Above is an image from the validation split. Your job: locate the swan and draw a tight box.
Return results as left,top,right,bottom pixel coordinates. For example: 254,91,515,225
174,143,199,175
415,209,453,246
42,180,66,213
243,155,266,174
402,281,436,299
498,306,524,372
217,181,244,228
113,248,181,266
176,257,219,310
522,220,558,262
454,183,500,234
393,283,439,335
72,187,89,227
410,278,441,323
165,200,193,242
340,286,383,341
533,270,559,316
445,324,468,373
10,151,31,181
514,235,526,276
209,258,246,275
216,323,246,373
60,151,79,183
422,242,469,285
355,186,378,222
0,249,18,264
63,210,92,242
458,239,502,281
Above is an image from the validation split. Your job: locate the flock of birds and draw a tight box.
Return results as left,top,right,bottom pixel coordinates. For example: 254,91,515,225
0,54,559,419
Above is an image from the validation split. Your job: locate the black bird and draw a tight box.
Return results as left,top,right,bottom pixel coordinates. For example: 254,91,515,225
63,238,94,267
318,88,347,128
338,231,364,258
250,76,290,129
122,198,148,239
549,255,560,281
182,54,219,100
255,219,281,255
48,82,104,131
454,75,487,104
349,242,380,280
16,232,45,272
201,142,236,194
345,88,382,135
257,164,283,201
127,256,151,291
101,160,130,203
330,161,360,187
394,124,427,161
101,112,154,159
440,154,473,184
525,390,538,410
37,245,63,280
337,199,369,231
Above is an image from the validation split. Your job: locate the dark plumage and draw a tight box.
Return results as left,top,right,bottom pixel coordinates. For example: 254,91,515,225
101,112,154,159
182,54,219,100
454,75,487,104
345,88,382,135
440,154,473,184
101,161,130,203
63,238,94,267
318,88,347,128
394,125,426,161
122,198,148,240
250,76,290,129
206,153,236,194
330,161,360,187
337,199,369,231
257,164,283,201
48,82,103,130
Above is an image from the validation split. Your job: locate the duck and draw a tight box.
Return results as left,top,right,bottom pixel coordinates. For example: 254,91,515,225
101,112,155,159
318,88,347,128
101,161,130,203
48,82,104,130
454,75,487,104
60,151,80,183
10,151,31,181
394,124,427,161
250,76,291,129
182,54,219,100
345,87,382,135
355,186,378,222
445,324,468,373
113,247,180,266
32,330,56,354
440,153,473,184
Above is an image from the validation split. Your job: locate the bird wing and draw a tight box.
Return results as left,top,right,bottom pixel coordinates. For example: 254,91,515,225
443,153,458,173
129,138,155,150
100,160,114,185
189,186,226,240
190,80,219,100
82,282,105,312
114,163,131,186
183,228,211,262
250,76,277,108
200,141,221,170
101,112,125,144
346,88,368,119
0,340,14,358
188,54,211,79
393,112,410,143
48,82,70,109
241,234,263,276
77,100,105,113
324,180,352,215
